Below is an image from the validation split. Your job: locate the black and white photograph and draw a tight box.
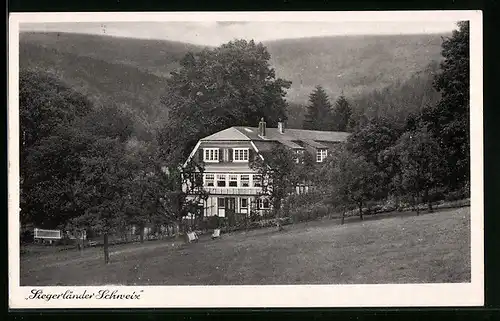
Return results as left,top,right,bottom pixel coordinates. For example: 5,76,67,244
8,11,483,308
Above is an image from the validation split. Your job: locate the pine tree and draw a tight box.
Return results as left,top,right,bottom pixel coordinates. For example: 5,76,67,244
332,95,352,131
303,85,333,130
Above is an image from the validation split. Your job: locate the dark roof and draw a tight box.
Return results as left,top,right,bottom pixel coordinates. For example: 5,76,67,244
233,126,349,143
199,126,349,150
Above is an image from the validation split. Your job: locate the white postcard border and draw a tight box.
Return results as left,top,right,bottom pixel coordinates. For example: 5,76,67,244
8,10,484,309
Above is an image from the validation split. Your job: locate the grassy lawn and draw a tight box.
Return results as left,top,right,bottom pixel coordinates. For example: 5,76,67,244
20,207,471,286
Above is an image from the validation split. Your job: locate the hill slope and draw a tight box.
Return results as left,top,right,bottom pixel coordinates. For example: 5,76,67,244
19,42,171,137
20,32,205,78
19,32,448,129
265,34,446,104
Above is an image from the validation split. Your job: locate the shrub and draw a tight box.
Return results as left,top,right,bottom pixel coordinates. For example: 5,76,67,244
288,202,331,223
444,189,468,202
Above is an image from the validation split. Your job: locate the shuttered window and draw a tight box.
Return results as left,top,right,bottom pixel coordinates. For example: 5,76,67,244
233,148,249,162
204,148,219,162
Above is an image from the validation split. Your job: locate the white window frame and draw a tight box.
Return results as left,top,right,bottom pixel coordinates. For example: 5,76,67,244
217,197,225,208
229,174,238,187
240,198,248,208
216,174,227,187
240,174,250,187
204,174,215,187
316,149,328,163
257,198,270,209
253,174,262,187
295,149,304,164
233,148,249,162
204,148,219,162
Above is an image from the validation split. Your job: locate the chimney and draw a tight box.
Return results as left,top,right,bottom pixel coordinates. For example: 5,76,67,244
258,117,266,137
278,119,285,134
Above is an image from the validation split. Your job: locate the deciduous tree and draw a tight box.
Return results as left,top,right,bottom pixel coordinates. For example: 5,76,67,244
160,39,291,163
425,21,470,191
320,147,377,221
250,144,301,230
384,128,446,214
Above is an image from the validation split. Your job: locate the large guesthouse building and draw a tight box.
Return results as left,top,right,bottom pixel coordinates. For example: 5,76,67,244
183,119,349,218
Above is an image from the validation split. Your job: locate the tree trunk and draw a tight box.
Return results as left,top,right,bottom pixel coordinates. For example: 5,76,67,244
79,230,84,256
359,202,364,221
174,221,181,239
274,201,283,231
139,223,145,243
103,233,110,264
425,189,433,213
341,208,346,225
414,194,420,216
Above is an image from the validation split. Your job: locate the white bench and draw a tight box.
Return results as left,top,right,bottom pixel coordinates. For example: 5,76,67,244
187,232,199,243
211,229,220,239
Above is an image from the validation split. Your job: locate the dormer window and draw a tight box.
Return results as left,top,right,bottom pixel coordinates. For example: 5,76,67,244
204,148,219,162
316,149,328,162
295,149,304,164
233,148,249,162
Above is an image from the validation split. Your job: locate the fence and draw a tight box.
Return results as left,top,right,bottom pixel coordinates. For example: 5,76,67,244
33,228,62,244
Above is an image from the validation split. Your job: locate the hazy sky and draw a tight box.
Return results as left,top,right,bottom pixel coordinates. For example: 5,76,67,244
20,21,458,46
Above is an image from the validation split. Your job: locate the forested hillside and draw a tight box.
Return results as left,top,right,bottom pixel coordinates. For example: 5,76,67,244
265,34,446,104
20,31,447,122
19,42,171,138
20,32,205,77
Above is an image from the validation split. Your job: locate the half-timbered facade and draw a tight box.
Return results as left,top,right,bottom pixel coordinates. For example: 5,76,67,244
183,119,350,218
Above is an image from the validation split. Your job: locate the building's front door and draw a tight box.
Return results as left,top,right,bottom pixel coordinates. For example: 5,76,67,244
225,197,236,214
225,197,236,225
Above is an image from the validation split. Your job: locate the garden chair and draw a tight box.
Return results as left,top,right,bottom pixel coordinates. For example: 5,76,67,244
187,231,199,243
211,228,220,239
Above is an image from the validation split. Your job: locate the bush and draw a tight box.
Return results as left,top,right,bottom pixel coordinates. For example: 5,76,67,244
444,190,467,202
288,202,331,223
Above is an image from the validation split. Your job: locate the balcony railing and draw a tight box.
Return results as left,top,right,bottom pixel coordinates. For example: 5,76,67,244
194,187,263,195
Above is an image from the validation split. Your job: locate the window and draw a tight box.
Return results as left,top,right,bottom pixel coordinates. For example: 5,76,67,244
204,148,219,162
241,175,250,187
240,198,248,208
205,174,214,187
229,175,238,187
295,149,304,163
316,149,328,162
253,174,262,187
233,148,249,162
194,173,203,187
257,198,270,209
217,174,226,187
217,198,225,208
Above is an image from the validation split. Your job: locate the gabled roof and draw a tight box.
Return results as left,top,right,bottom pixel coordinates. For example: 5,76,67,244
186,125,349,166
199,126,349,150
200,127,250,141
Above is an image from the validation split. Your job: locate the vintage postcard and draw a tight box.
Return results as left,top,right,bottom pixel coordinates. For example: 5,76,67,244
8,11,483,308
